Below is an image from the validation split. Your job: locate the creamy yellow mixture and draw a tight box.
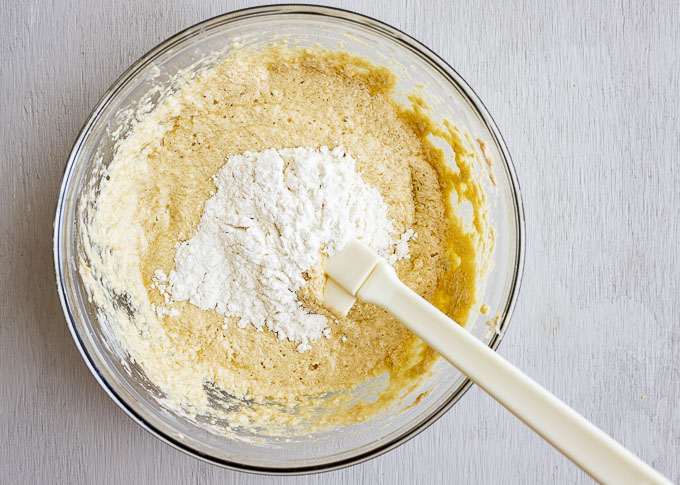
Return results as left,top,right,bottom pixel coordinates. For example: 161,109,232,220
79,46,491,433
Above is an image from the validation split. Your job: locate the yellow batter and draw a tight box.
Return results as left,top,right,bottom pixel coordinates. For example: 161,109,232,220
79,46,490,432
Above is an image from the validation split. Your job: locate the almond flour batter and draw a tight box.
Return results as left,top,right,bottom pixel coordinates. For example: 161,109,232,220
79,46,490,431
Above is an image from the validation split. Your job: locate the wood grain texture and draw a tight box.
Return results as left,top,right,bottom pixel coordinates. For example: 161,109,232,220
1,0,679,483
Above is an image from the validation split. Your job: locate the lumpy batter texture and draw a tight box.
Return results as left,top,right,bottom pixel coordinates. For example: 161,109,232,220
79,46,489,431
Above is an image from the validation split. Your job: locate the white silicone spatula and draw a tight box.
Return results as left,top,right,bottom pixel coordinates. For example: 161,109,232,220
323,240,671,485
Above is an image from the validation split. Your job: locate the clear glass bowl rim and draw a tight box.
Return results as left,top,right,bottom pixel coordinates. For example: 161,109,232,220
53,3,526,475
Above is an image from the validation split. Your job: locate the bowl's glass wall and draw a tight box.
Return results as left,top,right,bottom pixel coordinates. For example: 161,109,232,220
55,6,522,473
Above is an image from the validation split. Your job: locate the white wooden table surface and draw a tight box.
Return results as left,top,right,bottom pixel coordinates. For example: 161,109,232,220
1,1,679,483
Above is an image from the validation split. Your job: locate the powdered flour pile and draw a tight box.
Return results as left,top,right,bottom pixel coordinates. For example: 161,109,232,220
155,146,413,352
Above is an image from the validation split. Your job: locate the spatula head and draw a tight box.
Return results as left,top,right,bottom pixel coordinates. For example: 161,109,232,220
323,240,382,318
322,277,356,317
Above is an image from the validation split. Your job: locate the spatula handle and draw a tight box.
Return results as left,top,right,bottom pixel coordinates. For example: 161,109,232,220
357,261,671,485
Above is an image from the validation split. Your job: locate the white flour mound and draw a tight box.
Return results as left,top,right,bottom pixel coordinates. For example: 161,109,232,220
156,146,413,352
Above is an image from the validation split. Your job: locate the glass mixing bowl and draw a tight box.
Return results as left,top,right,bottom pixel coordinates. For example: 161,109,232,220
54,5,524,474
